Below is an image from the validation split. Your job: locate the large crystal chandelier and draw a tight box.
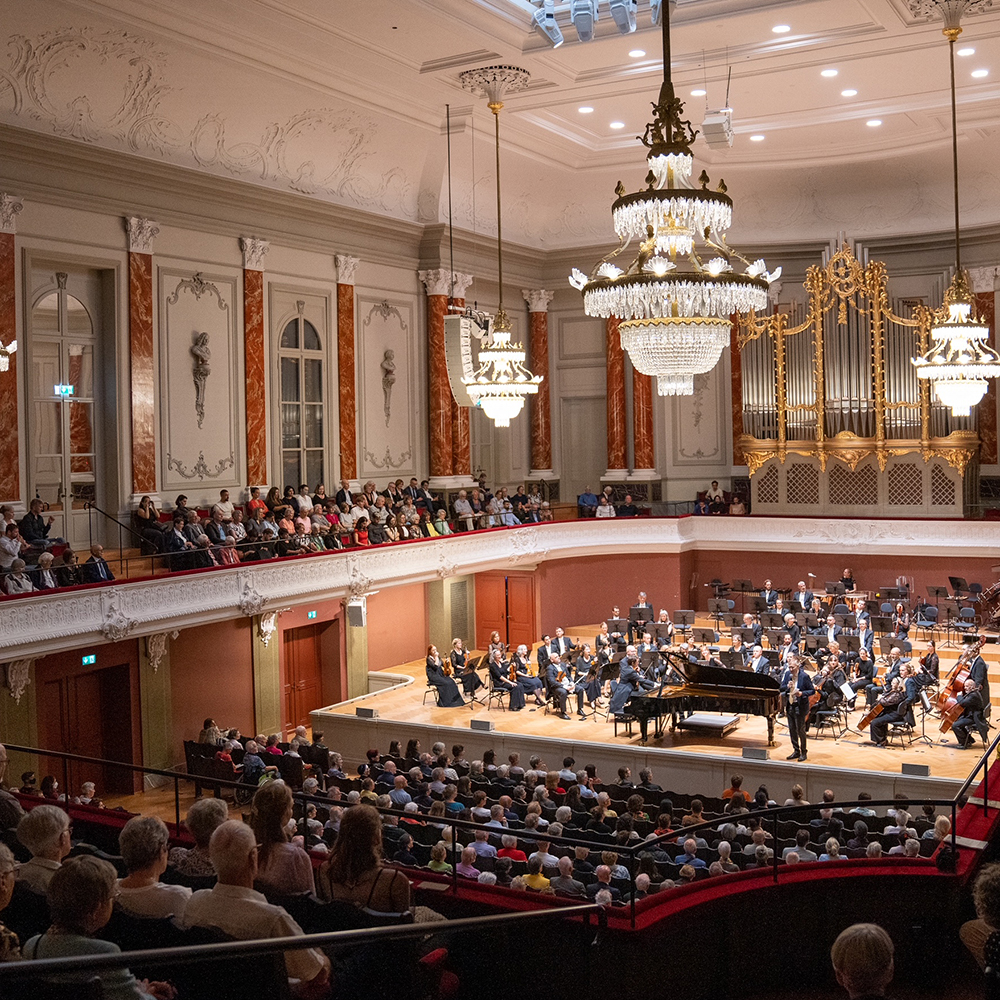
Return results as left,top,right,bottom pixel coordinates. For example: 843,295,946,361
570,0,778,395
0,338,15,373
911,0,1000,416
459,66,542,427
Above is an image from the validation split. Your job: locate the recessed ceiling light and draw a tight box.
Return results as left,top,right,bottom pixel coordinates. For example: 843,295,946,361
821,68,839,78
866,119,883,127
772,24,791,34
691,88,707,97
610,121,626,129
578,106,594,114
958,47,975,57
628,49,645,58
841,88,858,97
972,68,989,78
750,134,766,142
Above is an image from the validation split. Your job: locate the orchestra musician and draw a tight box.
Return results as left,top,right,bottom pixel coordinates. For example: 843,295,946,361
653,609,675,646
869,664,920,747
890,603,911,641
729,633,751,668
792,581,813,610
856,617,875,655
607,609,627,647
536,634,552,672
451,638,484,702
815,614,842,651
748,644,770,675
951,678,990,749
809,596,827,619
742,613,764,647
595,622,613,658
636,631,657,662
783,613,802,647
760,579,779,609
487,631,507,661
808,651,847,724
845,647,876,708
627,592,654,644
865,647,905,707
545,653,585,720
425,644,465,708
487,649,526,711
854,597,870,627
840,568,857,592
778,633,798,669
550,627,577,660
572,644,603,709
780,654,815,761
512,645,545,705
607,649,656,737
963,635,990,714
918,640,940,686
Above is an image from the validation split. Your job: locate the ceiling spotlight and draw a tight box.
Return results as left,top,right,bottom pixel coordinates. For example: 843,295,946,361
841,88,858,97
750,134,765,141
610,121,626,129
867,119,882,127
958,47,975,57
691,88,707,96
578,106,594,113
972,68,989,78
531,0,564,47
570,0,598,42
609,0,638,34
629,49,646,58
821,68,839,78
772,24,791,33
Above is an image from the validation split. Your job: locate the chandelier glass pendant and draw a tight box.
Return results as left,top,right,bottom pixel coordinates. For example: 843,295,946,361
0,339,15,373
911,0,1000,417
569,0,778,395
459,66,542,427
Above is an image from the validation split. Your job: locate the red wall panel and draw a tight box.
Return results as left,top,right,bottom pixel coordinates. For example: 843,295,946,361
367,582,427,670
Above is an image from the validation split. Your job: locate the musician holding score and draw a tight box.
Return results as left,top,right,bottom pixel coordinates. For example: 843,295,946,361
545,653,585,720
487,648,525,711
451,638,484,702
951,678,990,749
780,655,815,761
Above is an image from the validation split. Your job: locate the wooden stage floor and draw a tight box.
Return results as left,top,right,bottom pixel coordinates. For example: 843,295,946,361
321,623,997,789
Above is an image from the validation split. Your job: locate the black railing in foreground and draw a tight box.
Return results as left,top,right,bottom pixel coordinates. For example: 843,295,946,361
0,903,605,984
8,735,998,929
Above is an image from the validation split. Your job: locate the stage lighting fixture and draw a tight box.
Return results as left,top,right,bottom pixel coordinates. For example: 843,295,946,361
570,0,598,41
531,0,564,46
609,0,638,34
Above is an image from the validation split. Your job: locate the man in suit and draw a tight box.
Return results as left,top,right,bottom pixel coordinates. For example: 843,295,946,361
951,678,990,749
778,634,798,669
549,856,587,898
760,579,779,609
334,478,354,508
965,637,990,715
628,591,653,643
83,543,115,583
816,614,842,648
792,581,813,610
870,664,920,746
536,635,552,672
545,654,584,720
585,865,621,902
780,655,815,761
607,652,656,737
856,619,875,654
205,508,229,545
749,645,770,675
550,628,576,660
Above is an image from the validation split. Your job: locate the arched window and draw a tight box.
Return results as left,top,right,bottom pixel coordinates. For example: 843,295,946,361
278,316,324,489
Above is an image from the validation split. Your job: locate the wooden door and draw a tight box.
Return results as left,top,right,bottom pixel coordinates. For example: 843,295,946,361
506,575,537,652
283,624,324,732
475,571,538,651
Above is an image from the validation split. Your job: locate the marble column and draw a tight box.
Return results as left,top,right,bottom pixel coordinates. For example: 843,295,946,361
419,269,454,485
605,316,627,477
631,363,656,476
448,272,475,483
335,255,360,484
730,318,745,467
0,194,23,503
523,289,554,476
241,237,270,488
126,216,159,501
971,268,998,465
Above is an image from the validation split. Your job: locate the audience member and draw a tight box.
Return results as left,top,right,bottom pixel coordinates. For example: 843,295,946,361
249,781,315,895
118,816,192,920
168,797,229,877
830,923,894,999
16,804,72,893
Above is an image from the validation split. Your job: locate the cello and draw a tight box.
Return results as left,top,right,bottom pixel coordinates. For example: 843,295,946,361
938,636,984,733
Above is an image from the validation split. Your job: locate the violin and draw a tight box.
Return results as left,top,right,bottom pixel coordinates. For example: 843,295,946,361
509,662,518,683
442,659,452,676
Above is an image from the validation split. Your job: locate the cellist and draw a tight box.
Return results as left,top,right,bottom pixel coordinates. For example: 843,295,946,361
951,678,990,749
964,635,990,718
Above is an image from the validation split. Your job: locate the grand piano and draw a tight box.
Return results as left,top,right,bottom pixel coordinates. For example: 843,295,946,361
626,654,781,745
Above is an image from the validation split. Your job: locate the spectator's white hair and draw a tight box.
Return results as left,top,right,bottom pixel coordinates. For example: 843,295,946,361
477,871,497,885
209,820,257,882
17,804,69,856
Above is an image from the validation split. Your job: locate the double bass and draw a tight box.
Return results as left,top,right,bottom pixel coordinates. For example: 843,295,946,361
938,636,984,733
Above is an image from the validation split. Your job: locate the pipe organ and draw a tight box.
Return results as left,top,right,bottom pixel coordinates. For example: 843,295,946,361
736,245,979,516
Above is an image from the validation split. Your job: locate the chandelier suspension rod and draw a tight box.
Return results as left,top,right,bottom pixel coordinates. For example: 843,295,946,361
493,105,505,314
948,32,961,274
658,0,673,104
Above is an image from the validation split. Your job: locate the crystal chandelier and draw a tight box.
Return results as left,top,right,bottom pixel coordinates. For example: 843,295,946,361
569,1,777,395
911,0,1000,416
459,66,542,428
0,339,15,372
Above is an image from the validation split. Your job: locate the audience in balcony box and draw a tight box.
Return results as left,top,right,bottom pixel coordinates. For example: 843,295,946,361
4,558,35,595
595,496,616,518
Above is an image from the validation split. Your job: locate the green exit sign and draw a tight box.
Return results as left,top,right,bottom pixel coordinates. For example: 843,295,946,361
307,610,317,620
82,654,96,665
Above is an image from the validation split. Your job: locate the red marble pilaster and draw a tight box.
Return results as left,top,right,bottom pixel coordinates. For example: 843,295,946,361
632,364,655,471
337,282,358,481
244,269,268,484
129,251,156,495
975,291,998,464
449,295,470,479
730,317,745,467
0,232,18,501
524,289,553,472
606,316,627,472
427,293,452,478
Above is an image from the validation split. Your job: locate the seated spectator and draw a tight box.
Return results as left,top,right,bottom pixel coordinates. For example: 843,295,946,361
454,491,474,531
249,781,315,895
866,842,883,859
847,821,870,851
550,856,587,897
578,486,599,516
522,855,550,891
4,558,35,595
706,480,726,514
471,830,498,859
595,496,615,518
682,799,704,826
32,551,60,591
56,548,83,587
24,856,175,999
498,834,526,862
240,741,278,784
585,864,620,901
830,923,895,999
262,734,283,756
716,841,739,873
782,829,817,863
784,783,810,807
19,497,62,553
198,719,223,745
19,771,39,796
40,775,61,800
746,846,772,869
183,820,330,995
617,494,638,517
0,842,20,961
427,843,452,873
218,536,241,565
925,815,951,843
117,816,191,920
168,797,229,878
729,495,747,515
819,837,842,862
16,804,72,893
456,845,480,879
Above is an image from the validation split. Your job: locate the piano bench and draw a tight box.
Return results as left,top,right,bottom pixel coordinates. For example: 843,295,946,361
613,713,637,738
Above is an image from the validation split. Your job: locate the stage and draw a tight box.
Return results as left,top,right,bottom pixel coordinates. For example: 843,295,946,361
313,623,988,804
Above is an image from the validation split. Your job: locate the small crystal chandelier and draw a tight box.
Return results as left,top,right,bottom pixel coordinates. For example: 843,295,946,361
460,66,542,427
569,1,777,395
911,0,1000,416
0,339,15,373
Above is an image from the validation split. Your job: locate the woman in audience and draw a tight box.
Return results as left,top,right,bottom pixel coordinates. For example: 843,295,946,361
5,558,35,594
40,775,61,800
926,814,951,843
167,797,228,878
264,486,282,511
23,856,176,999
433,510,453,536
132,495,164,553
427,843,452,873
56,548,83,587
416,510,437,537
0,842,20,961
117,816,191,920
249,780,315,895
317,804,410,913
352,516,371,547
394,512,411,540
819,837,842,862
784,783,809,807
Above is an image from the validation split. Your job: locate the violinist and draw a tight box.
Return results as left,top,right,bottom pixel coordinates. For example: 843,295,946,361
595,621,613,658
487,649,525,711
451,638,484,702
917,640,940,687
425,644,465,708
573,643,603,709
545,653,585,720
890,602,911,641
487,630,507,662
870,665,919,747
512,644,545,706
951,678,989,749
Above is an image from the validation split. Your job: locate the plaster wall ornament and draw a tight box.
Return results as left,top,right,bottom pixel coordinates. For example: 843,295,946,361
968,267,998,294
144,631,177,673
238,573,266,617
258,611,278,647
100,589,139,642
380,349,396,426
240,237,270,272
418,269,452,297
190,332,211,429
4,659,32,704
522,289,554,314
335,254,360,285
0,194,24,235
907,0,995,17
126,216,159,255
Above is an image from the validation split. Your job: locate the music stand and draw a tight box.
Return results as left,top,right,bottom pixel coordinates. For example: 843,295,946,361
707,598,729,622
720,649,746,670
950,576,969,597
912,689,936,746
651,623,673,643
693,627,719,644
722,612,742,628
639,649,657,672
607,617,628,636
802,634,821,653
737,627,759,644
872,615,893,635
766,629,786,650
732,579,753,592
835,614,857,630
840,634,860,653
762,612,783,629
825,581,840,596
674,610,696,635
928,586,950,608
